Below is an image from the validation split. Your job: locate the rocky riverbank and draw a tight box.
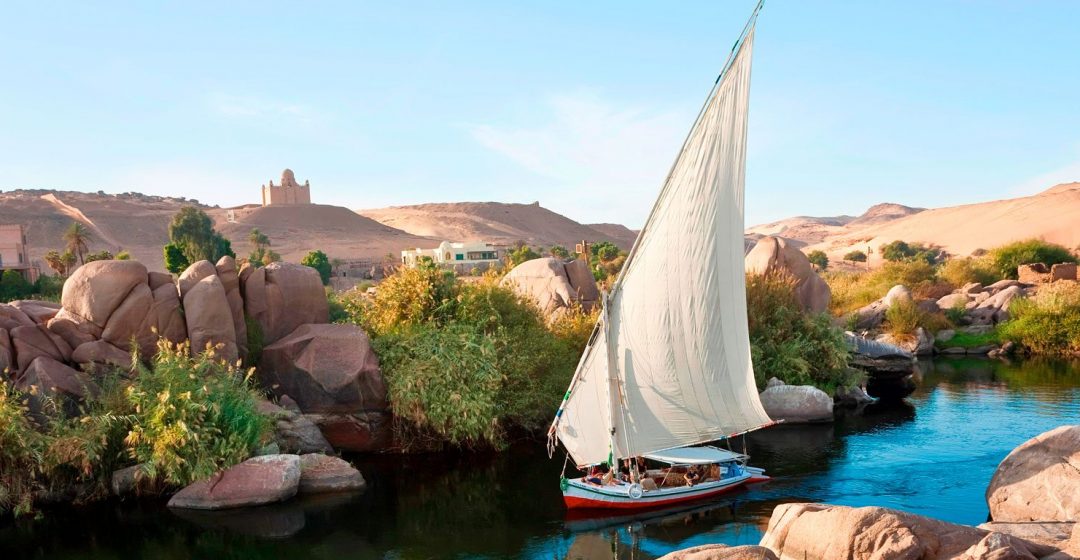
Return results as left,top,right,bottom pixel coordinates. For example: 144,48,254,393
660,425,1080,560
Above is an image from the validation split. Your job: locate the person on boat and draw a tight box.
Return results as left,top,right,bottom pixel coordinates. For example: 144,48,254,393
618,460,633,483
684,465,702,487
585,463,608,485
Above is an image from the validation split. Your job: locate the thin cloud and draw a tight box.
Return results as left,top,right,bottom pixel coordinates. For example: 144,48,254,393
1009,153,1080,196
207,93,315,122
466,92,690,226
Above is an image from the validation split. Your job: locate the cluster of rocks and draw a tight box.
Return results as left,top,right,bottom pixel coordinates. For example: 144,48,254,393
660,424,1080,560
500,257,600,317
2,257,391,454
850,279,1030,358
167,453,365,511
1019,262,1078,285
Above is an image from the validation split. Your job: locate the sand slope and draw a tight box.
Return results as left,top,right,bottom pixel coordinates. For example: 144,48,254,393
745,183,1080,264
358,201,636,250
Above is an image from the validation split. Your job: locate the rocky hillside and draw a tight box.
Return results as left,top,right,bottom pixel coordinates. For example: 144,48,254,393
0,190,433,272
0,190,201,270
357,201,636,250
748,183,1080,263
212,204,431,265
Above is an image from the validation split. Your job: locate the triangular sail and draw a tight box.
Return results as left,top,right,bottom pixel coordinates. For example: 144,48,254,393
552,21,771,468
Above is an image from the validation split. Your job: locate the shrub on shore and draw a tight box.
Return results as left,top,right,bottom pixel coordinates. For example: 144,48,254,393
0,340,269,517
338,265,585,450
746,272,852,392
987,239,1077,280
1000,282,1080,355
826,260,943,315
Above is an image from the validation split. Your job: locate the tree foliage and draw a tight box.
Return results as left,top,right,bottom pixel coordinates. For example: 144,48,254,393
44,250,77,277
84,250,114,263
879,240,943,264
301,250,332,285
506,243,541,267
247,228,280,268
163,243,189,274
63,222,92,266
0,270,33,302
165,206,234,270
806,250,829,270
549,245,570,259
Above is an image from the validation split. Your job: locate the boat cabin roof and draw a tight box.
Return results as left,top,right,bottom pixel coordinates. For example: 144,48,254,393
644,446,745,465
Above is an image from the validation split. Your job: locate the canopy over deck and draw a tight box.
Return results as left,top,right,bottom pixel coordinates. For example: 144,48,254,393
644,446,745,465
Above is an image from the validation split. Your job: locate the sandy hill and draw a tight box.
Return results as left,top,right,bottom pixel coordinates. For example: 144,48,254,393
747,183,1080,265
0,190,431,272
357,201,637,250
213,204,431,264
0,190,203,270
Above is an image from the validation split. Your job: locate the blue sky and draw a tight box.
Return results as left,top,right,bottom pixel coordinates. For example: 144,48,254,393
2,1,1078,227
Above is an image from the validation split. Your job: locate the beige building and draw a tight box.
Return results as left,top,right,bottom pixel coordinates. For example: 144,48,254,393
261,168,312,206
402,241,501,273
0,225,38,282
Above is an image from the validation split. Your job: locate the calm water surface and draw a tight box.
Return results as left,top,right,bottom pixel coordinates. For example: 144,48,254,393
3,357,1079,560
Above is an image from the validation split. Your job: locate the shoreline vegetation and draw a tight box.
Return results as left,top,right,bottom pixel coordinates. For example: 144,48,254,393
2,211,1078,521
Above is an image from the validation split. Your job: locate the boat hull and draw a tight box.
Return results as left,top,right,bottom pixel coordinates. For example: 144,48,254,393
563,470,769,511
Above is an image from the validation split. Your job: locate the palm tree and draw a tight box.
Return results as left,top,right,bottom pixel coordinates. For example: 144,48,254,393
64,222,92,265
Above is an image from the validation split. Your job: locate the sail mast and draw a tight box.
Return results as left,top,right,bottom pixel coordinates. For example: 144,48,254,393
607,0,764,300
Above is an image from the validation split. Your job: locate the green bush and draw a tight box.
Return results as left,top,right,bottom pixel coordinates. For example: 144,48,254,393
806,250,829,271
0,270,33,302
0,380,44,516
301,250,332,285
884,299,922,338
1000,282,1080,355
826,260,941,315
987,239,1076,280
844,250,867,263
879,240,943,264
124,340,269,486
937,330,1001,349
339,267,584,450
746,272,851,392
938,257,1000,287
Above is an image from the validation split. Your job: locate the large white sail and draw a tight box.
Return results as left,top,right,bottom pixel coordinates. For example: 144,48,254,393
553,22,771,468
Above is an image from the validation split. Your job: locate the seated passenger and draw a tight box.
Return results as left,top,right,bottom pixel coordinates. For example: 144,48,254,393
684,466,702,487
585,463,609,485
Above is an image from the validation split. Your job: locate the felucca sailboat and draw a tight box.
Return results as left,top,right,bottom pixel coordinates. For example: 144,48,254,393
547,1,776,510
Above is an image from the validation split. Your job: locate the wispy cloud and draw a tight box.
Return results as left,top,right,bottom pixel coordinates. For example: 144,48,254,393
466,91,689,226
207,93,315,122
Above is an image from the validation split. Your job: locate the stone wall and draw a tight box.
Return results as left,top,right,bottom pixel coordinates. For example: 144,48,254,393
1018,262,1078,284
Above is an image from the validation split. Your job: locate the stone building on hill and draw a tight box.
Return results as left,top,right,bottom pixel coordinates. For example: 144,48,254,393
261,168,311,206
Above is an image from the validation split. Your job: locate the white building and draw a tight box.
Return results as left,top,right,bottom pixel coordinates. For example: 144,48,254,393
402,241,501,272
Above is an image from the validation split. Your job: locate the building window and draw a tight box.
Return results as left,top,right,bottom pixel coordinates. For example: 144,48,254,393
467,251,497,260
455,253,464,261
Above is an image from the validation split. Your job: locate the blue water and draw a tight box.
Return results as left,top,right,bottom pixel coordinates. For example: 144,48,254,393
2,357,1078,559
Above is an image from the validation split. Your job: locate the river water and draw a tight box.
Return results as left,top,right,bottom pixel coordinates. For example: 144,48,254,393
3,357,1079,559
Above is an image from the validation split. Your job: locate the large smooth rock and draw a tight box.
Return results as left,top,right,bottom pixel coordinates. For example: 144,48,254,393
978,522,1076,558
745,237,831,313
100,282,156,356
937,293,971,310
501,257,599,317
973,285,1024,324
215,256,248,360
61,260,148,329
9,300,60,324
259,324,387,414
256,398,333,454
71,340,132,371
304,411,392,452
761,503,1043,560
177,259,218,297
16,356,98,415
987,425,1080,522
298,453,366,494
181,274,238,362
0,328,12,376
0,303,35,331
243,263,329,346
876,327,934,356
658,544,779,560
758,382,833,423
150,282,187,346
167,454,300,510
45,313,97,351
851,285,911,331
11,324,72,373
